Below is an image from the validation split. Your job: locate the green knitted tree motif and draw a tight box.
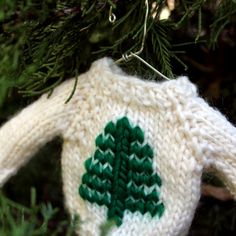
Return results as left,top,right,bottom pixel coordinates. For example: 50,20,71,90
79,117,164,226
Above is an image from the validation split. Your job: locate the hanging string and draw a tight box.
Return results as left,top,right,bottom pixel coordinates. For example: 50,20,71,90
114,0,171,80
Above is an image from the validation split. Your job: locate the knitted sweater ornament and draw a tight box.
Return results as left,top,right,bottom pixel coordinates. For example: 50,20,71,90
0,58,235,236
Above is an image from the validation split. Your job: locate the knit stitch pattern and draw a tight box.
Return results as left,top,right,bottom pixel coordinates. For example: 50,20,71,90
79,116,164,226
0,57,236,236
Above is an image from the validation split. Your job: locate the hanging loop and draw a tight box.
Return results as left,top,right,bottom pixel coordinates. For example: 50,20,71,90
109,6,116,23
116,0,149,63
114,0,171,80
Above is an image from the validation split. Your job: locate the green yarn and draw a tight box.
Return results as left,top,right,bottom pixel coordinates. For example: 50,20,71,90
78,117,165,226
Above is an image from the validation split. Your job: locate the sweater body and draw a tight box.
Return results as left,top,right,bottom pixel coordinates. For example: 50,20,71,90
60,59,203,236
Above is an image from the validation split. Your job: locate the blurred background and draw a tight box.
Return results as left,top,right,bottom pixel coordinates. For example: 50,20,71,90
0,0,236,235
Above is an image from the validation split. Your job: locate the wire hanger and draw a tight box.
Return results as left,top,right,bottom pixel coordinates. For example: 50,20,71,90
109,0,171,81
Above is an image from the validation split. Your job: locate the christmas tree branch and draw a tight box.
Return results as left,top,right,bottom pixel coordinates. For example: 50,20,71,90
0,0,235,105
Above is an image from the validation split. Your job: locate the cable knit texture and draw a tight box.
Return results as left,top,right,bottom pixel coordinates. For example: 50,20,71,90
0,57,235,236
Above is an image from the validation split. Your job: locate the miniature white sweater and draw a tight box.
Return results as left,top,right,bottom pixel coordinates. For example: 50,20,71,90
0,58,236,236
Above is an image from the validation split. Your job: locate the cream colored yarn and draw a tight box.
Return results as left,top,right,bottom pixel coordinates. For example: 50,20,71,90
0,57,236,236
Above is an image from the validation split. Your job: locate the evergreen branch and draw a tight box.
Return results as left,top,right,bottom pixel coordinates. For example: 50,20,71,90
172,40,207,47
150,22,173,77
195,8,202,42
0,190,78,235
0,0,235,105
112,1,139,30
171,54,188,71
0,7,81,26
65,68,79,104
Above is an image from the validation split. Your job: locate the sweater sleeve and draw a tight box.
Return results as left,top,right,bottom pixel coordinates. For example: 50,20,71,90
189,97,236,198
0,80,74,187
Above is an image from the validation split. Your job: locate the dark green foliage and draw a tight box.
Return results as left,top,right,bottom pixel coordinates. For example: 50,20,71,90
150,22,173,78
0,188,78,236
0,0,235,105
79,117,164,226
